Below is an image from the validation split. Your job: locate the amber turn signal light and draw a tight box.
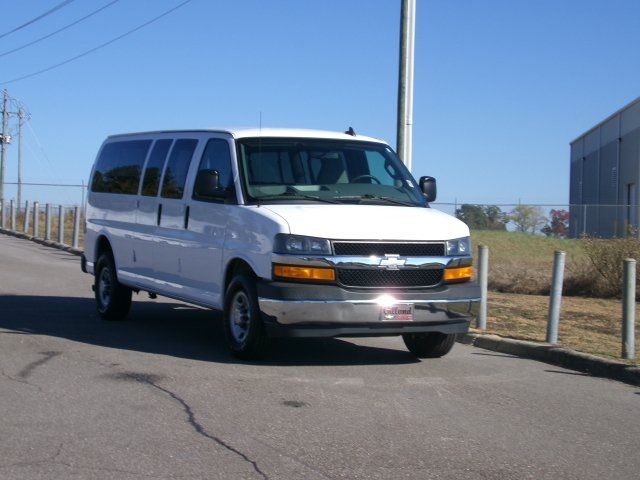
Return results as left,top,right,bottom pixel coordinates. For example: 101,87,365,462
444,266,473,283
273,264,336,281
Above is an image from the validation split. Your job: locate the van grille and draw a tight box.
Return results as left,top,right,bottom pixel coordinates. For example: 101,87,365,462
337,268,443,288
332,242,445,257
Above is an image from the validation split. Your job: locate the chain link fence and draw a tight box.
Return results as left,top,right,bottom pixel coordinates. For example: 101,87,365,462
431,201,640,238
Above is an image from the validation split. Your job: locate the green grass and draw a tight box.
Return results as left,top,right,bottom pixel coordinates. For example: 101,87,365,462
470,230,594,296
472,230,587,269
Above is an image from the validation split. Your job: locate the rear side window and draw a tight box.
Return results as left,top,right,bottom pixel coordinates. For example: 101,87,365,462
161,139,198,199
141,139,172,196
91,140,151,194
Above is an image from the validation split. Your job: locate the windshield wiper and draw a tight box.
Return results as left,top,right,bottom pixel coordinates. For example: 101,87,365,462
334,194,417,207
256,192,341,204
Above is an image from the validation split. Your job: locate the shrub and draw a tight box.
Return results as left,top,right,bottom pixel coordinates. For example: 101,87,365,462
582,237,640,298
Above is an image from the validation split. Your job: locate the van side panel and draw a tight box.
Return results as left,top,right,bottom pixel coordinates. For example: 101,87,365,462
222,205,291,284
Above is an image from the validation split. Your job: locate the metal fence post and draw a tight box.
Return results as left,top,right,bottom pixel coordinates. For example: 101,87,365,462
23,200,29,233
1,199,6,229
546,250,566,344
10,199,15,230
58,205,64,244
477,245,489,330
45,203,51,240
622,258,636,360
72,205,80,248
33,202,39,238
0,199,4,229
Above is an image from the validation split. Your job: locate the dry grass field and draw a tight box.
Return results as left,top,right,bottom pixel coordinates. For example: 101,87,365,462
480,291,639,362
471,230,639,363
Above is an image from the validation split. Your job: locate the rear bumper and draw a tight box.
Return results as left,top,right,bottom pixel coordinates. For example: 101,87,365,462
257,280,480,338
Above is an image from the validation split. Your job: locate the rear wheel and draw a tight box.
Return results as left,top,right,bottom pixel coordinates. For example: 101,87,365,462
94,253,132,321
223,274,269,359
402,332,456,358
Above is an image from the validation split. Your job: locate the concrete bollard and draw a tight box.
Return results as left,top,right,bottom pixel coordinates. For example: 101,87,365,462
72,206,80,248
58,205,64,244
546,251,566,344
45,203,52,240
10,199,15,230
622,258,636,360
33,202,39,238
477,245,489,330
23,201,29,233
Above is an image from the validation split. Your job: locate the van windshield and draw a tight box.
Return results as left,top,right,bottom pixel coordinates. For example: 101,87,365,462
236,138,426,207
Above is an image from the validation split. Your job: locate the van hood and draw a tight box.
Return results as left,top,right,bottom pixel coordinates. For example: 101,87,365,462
262,204,469,241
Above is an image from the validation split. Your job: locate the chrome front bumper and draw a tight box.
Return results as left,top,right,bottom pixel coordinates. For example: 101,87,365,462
258,296,480,325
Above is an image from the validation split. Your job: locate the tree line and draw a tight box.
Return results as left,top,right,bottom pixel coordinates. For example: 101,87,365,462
454,204,569,237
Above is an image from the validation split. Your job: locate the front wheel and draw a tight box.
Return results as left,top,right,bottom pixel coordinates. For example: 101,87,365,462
402,332,456,358
223,275,269,359
94,253,132,321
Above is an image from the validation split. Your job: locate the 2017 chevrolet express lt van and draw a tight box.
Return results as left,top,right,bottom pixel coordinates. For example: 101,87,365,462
81,128,480,359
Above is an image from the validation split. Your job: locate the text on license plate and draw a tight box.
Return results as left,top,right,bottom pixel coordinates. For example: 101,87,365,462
380,304,414,321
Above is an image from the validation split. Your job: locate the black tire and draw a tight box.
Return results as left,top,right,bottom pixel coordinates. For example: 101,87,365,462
402,332,456,358
94,253,132,321
223,274,269,360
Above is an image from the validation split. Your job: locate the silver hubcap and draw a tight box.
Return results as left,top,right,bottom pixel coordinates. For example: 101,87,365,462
98,268,112,308
230,291,251,344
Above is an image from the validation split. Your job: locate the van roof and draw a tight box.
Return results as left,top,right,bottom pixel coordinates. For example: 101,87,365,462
106,127,388,144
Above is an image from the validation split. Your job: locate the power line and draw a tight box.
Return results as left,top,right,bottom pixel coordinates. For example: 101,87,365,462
0,0,121,59
0,0,76,40
1,0,194,85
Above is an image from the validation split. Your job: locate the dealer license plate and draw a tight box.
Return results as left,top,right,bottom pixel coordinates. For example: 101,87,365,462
380,303,414,321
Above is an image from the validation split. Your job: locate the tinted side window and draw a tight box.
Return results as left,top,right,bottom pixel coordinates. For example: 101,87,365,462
141,139,172,196
196,138,233,189
91,140,151,194
161,139,198,199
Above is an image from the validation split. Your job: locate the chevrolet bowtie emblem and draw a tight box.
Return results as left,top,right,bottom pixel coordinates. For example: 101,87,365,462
379,255,406,269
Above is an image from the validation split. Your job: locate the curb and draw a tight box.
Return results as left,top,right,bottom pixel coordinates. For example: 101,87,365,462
457,333,640,387
0,229,83,257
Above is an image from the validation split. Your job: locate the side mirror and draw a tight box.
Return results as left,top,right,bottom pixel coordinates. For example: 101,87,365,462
419,176,437,202
194,169,225,199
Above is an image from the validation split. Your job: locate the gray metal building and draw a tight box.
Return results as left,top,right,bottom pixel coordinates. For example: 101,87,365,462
570,97,640,238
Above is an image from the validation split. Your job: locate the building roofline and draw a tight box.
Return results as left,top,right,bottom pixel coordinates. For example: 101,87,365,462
570,96,640,145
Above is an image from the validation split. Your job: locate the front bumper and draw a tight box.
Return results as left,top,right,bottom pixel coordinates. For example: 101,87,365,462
258,281,480,338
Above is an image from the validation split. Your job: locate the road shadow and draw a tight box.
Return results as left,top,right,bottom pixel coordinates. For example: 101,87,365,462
0,294,418,366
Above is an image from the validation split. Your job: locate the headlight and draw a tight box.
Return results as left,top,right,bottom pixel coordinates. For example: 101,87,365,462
274,234,332,255
445,237,471,256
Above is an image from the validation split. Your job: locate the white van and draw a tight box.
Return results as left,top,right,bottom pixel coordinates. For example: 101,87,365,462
82,128,479,359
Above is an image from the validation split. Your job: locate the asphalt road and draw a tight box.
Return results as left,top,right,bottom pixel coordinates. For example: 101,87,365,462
1,234,639,480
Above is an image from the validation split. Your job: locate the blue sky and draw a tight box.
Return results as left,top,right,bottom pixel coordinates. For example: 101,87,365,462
0,0,638,207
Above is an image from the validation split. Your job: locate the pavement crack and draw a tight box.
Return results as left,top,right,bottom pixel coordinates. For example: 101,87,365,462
17,351,61,379
0,367,43,392
111,371,269,480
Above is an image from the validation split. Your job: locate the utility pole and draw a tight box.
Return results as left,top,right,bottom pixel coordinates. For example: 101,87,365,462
0,89,9,199
396,0,416,171
17,108,24,207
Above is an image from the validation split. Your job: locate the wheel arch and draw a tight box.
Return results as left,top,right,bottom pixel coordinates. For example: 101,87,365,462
94,234,113,264
223,258,258,296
